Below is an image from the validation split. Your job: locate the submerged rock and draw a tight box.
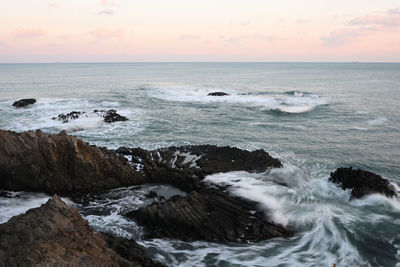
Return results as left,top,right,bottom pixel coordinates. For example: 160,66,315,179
53,111,85,123
0,129,144,194
207,92,229,96
94,109,128,123
12,98,36,108
117,145,282,192
127,187,291,242
329,167,397,199
0,196,161,266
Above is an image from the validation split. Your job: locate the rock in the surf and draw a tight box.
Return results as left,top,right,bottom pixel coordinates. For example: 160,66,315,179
116,145,282,192
207,92,229,96
53,111,85,123
329,167,397,199
12,98,36,108
0,129,144,194
0,196,162,266
94,109,128,123
127,187,291,242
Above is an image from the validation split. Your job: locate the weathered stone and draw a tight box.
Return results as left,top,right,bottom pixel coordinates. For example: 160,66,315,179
0,196,162,266
0,129,145,194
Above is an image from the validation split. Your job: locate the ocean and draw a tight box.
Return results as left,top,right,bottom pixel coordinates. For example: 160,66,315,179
0,62,399,266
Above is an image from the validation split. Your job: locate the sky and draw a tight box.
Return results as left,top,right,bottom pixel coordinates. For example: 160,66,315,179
0,0,399,62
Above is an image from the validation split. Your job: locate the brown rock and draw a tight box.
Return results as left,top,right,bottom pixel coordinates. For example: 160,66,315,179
0,196,162,266
0,129,145,194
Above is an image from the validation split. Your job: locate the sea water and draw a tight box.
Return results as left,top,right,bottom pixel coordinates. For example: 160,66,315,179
0,62,399,266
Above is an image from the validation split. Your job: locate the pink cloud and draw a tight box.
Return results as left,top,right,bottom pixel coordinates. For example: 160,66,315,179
89,28,123,39
348,11,400,27
98,8,114,15
321,28,364,46
178,34,201,40
12,28,45,38
48,4,60,8
388,8,400,15
223,34,280,45
100,0,118,6
0,42,4,46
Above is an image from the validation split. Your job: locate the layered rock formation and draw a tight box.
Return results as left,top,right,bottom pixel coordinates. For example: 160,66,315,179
0,129,144,194
12,98,36,108
330,167,398,199
0,196,162,266
127,187,291,242
117,145,282,192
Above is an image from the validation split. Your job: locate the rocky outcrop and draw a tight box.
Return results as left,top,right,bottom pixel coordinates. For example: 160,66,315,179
116,145,282,192
0,196,162,266
127,187,291,242
94,109,128,123
207,92,229,96
0,129,144,194
52,111,85,123
12,98,36,108
329,167,398,199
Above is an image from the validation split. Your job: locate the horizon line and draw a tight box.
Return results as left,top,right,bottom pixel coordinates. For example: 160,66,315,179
1,61,400,64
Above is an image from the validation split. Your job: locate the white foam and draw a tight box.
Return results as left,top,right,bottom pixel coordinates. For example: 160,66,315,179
148,87,327,114
368,117,388,126
170,151,202,169
277,105,315,114
351,193,400,213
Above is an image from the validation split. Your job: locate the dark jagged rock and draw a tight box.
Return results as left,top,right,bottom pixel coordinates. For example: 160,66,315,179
0,129,145,194
117,145,282,192
12,98,36,108
101,233,165,267
94,109,128,123
207,92,229,96
127,187,291,242
52,111,85,123
0,196,160,266
329,167,397,199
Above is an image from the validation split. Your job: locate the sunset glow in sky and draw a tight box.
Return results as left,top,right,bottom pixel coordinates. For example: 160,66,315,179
1,0,400,62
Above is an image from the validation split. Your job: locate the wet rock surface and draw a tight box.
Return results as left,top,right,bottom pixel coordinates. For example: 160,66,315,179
127,187,291,242
329,167,397,199
0,196,160,266
12,98,36,108
94,109,128,123
207,92,229,96
52,111,86,123
0,129,144,194
116,145,282,192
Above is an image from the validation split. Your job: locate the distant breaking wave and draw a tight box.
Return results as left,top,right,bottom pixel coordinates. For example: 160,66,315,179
147,87,327,114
